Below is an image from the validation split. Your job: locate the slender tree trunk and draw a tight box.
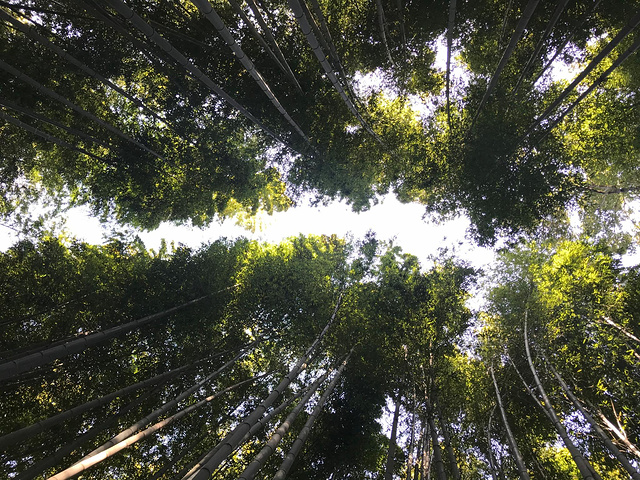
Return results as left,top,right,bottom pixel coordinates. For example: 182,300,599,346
244,0,303,92
469,0,540,133
510,0,571,98
48,374,264,479
524,316,599,480
190,0,314,150
189,296,343,479
149,432,209,480
601,317,640,345
525,10,640,139
535,35,640,146
589,403,640,458
16,384,164,480
180,380,313,480
406,400,417,480
434,397,460,480
544,356,640,479
238,370,331,480
226,0,296,90
286,0,384,146
445,0,456,129
533,0,603,86
0,109,105,163
0,59,164,160
0,97,112,150
271,353,351,480
306,0,361,106
0,354,200,449
0,289,234,381
428,415,447,480
421,422,430,480
0,9,167,126
490,365,530,480
395,0,406,46
80,0,189,96
498,0,513,49
76,344,253,464
486,406,501,480
412,427,423,480
375,0,394,65
384,397,401,480
103,0,300,156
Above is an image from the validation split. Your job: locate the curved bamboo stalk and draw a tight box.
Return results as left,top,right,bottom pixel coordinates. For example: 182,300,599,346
421,420,431,480
434,397,461,480
543,355,640,479
498,0,514,49
490,365,530,480
485,405,501,480
428,414,447,480
510,0,571,98
0,286,237,381
375,0,394,65
0,109,104,163
0,97,112,150
226,0,290,81
0,59,164,160
384,396,401,480
0,357,198,449
103,0,302,156
190,0,315,150
287,0,385,146
189,294,343,479
245,0,303,92
180,380,313,480
239,370,330,480
148,432,209,480
588,401,640,458
468,0,540,135
524,10,640,140
445,0,457,130
49,374,266,480
533,35,640,146
79,0,182,87
396,0,406,47
271,352,350,479
15,384,164,480
406,394,417,480
76,343,253,462
532,0,603,87
524,315,599,480
0,9,168,127
306,0,364,110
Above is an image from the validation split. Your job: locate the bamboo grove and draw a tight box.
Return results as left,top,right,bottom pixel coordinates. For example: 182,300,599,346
1,0,639,243
1,0,640,479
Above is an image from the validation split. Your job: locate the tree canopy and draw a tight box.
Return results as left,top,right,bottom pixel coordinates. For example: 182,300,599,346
2,1,640,479
1,0,639,242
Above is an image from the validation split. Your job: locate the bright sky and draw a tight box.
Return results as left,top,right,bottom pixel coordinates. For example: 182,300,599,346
0,194,495,271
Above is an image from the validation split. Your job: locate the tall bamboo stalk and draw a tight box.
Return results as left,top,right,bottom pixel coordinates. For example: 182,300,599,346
271,352,351,479
543,354,640,480
524,315,599,480
490,365,530,480
189,295,343,479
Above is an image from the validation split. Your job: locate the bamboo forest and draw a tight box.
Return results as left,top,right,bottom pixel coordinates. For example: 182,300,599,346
2,0,640,478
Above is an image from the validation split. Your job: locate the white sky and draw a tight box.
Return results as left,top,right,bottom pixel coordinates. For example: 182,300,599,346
0,194,496,272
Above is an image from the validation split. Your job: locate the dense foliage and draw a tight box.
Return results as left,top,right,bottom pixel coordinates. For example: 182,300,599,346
1,1,640,479
1,0,639,242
